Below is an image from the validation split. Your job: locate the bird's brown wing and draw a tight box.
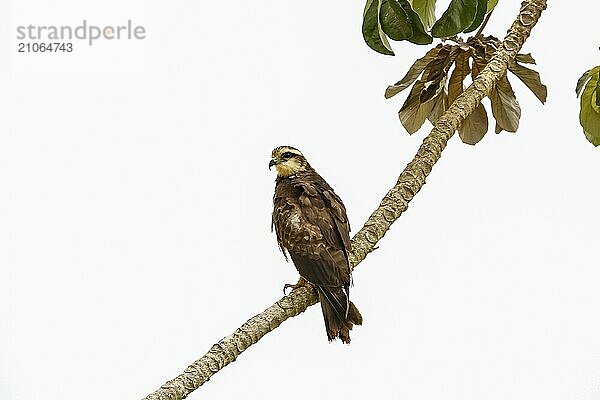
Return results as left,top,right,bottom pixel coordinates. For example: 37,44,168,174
320,186,351,256
288,181,352,288
273,176,359,337
297,180,351,254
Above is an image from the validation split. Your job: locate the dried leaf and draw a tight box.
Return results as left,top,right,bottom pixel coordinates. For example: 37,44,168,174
448,51,471,104
467,36,499,69
362,0,394,55
399,80,436,134
468,39,487,60
420,45,459,102
471,44,493,79
489,76,521,133
459,103,489,144
509,62,547,103
385,45,442,98
445,51,489,145
515,53,536,65
427,90,449,124
471,57,487,80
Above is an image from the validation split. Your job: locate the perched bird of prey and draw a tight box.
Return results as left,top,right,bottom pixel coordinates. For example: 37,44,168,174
270,146,362,343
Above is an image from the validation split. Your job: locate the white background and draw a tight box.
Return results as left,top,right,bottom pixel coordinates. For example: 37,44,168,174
1,1,600,399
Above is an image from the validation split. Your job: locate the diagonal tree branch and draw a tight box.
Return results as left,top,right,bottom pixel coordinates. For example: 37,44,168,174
143,1,547,399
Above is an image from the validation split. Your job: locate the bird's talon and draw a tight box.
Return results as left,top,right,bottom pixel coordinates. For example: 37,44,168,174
283,283,297,295
283,278,312,295
283,283,302,294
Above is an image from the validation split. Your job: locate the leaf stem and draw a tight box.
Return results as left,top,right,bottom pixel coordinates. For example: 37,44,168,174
475,10,494,37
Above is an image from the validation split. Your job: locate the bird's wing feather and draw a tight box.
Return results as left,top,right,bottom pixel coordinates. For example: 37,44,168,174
321,188,351,255
297,180,351,254
288,180,352,287
289,250,349,287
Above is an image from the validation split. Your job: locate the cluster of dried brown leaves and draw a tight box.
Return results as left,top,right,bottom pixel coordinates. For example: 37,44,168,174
386,35,547,145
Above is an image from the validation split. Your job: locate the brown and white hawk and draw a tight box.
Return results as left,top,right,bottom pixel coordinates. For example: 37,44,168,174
270,146,362,343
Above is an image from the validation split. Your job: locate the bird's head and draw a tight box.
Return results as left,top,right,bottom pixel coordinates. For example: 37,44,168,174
269,146,307,178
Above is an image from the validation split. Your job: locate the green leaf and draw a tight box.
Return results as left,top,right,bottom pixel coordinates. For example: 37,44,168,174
489,76,521,133
399,80,436,134
396,0,433,44
579,68,600,146
380,0,414,41
487,0,499,12
410,0,436,30
464,0,487,33
431,0,478,38
508,62,547,104
385,45,442,98
576,68,594,97
362,0,395,55
596,72,600,107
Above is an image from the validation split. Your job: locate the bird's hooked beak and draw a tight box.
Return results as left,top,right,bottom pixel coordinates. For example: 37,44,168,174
269,159,277,170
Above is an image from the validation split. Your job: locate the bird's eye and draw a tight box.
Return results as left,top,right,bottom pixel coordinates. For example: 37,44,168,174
282,152,294,159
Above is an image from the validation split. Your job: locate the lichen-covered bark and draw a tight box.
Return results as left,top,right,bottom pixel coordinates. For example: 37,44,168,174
143,2,547,399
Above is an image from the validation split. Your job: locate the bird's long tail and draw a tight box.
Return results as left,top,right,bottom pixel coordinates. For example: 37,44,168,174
316,285,362,344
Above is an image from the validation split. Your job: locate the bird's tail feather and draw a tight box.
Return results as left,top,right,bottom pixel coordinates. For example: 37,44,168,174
317,286,362,344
